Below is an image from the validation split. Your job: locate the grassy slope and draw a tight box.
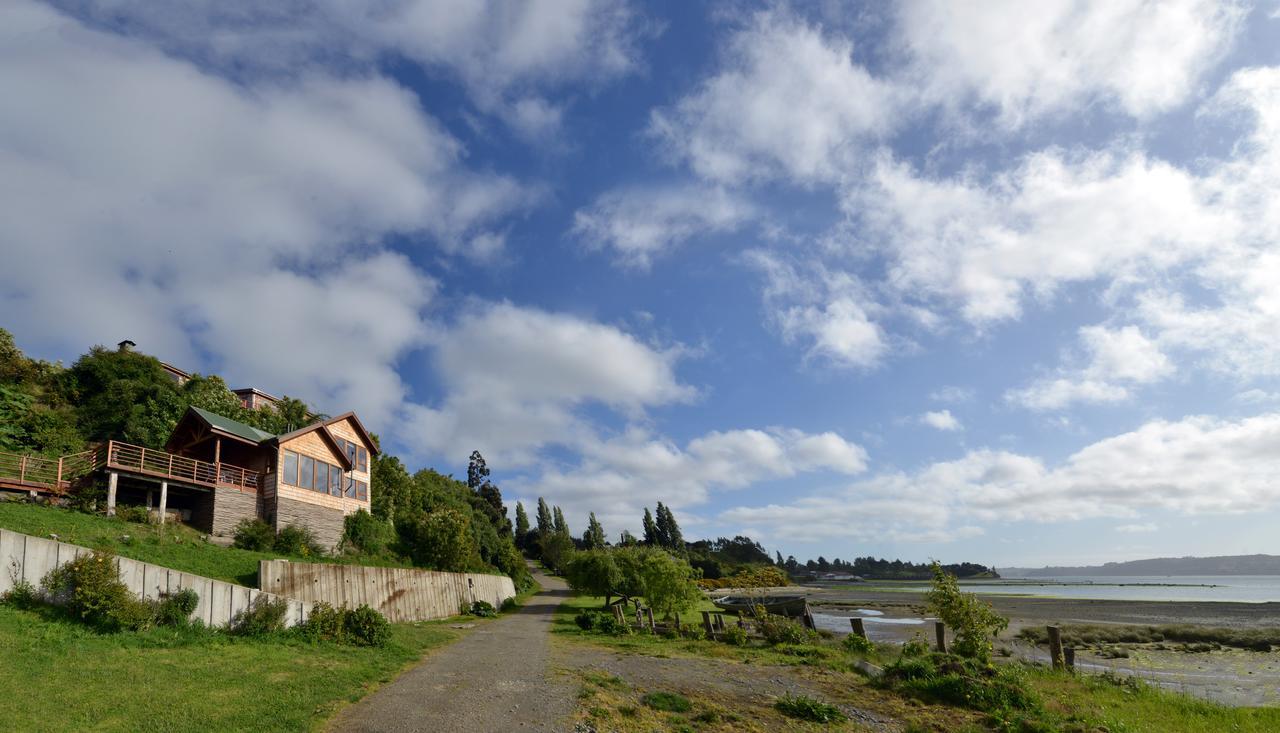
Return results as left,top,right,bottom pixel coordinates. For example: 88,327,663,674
0,500,407,586
0,603,460,732
556,593,1280,732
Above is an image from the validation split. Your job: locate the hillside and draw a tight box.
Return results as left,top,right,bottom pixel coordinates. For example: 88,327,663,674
1002,554,1280,577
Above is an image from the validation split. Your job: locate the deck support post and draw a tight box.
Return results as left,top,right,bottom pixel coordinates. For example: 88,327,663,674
146,489,153,510
158,481,168,525
106,471,118,516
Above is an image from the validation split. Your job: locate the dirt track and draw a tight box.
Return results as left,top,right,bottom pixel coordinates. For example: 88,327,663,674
328,567,576,733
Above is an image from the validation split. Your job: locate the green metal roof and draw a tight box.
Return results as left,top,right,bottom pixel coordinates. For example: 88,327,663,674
191,406,276,443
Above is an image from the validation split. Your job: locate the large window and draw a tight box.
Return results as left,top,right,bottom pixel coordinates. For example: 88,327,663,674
315,462,328,494
299,455,314,490
282,451,298,486
346,478,368,501
357,446,368,472
329,465,343,496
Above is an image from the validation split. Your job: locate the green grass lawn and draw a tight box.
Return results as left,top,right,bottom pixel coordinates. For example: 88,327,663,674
0,499,408,586
0,603,461,732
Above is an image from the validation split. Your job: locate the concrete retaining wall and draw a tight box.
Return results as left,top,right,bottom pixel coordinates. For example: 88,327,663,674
259,559,516,622
0,528,311,628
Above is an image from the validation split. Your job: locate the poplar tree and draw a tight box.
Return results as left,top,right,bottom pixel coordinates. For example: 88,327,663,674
536,497,553,538
553,505,569,536
583,512,606,550
642,507,658,545
514,501,530,547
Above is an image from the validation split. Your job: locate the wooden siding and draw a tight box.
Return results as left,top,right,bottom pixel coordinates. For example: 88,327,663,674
275,430,369,513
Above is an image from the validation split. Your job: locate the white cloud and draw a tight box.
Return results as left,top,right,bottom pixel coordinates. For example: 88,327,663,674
516,425,868,536
1236,389,1280,404
649,10,898,185
401,302,693,467
572,184,755,268
51,0,648,137
723,412,1280,542
920,410,962,432
1115,522,1159,533
897,0,1246,125
747,251,888,369
0,1,537,426
1008,325,1172,410
931,386,975,404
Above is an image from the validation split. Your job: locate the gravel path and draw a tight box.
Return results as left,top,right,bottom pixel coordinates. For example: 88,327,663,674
328,567,576,733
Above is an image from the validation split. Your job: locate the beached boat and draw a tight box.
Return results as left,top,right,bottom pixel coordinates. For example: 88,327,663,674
712,594,809,617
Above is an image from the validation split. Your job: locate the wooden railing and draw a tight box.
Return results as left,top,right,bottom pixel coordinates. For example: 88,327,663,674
102,441,259,493
0,449,98,492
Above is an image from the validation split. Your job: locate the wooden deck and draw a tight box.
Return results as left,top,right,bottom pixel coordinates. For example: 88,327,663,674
0,441,260,495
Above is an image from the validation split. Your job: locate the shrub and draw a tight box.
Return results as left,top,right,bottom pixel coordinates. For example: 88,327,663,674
843,632,875,654
697,566,790,590
575,609,631,636
155,588,199,627
274,524,325,557
925,562,1007,662
341,509,394,555
232,518,275,551
343,604,391,647
469,600,497,618
0,578,40,610
115,505,150,524
231,595,289,636
879,652,1042,720
575,611,599,631
774,693,846,723
300,602,346,643
41,551,154,631
500,596,518,612
720,624,749,646
642,692,691,713
756,612,809,646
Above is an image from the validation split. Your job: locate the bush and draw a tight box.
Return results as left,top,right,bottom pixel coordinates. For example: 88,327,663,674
231,595,289,636
468,600,497,618
720,624,749,646
343,604,390,647
41,551,154,631
341,509,394,555
576,609,630,636
500,596,518,612
0,578,41,610
574,611,598,631
879,651,1042,720
756,612,809,645
642,692,691,713
843,632,875,654
232,518,275,551
274,524,325,558
115,505,150,524
697,566,790,590
300,602,346,642
774,693,846,723
155,588,199,627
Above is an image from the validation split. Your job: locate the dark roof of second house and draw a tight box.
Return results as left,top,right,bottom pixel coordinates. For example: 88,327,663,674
189,406,277,443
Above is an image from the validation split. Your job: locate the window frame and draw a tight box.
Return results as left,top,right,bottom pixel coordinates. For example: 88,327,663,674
282,450,298,487
298,455,314,490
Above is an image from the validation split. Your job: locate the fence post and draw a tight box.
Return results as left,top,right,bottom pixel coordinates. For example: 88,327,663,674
19,455,26,484
56,457,63,487
701,610,714,636
612,604,625,625
935,621,947,653
1047,626,1065,670
646,607,655,631
850,617,867,639
1064,646,1075,672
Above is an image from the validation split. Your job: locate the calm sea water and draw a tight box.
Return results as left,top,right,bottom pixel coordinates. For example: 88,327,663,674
878,575,1280,603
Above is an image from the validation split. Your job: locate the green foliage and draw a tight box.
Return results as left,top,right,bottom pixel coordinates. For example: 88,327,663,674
370,454,412,521
565,546,700,617
514,502,531,549
469,600,497,618
574,609,630,635
398,507,480,572
565,549,622,600
343,604,391,647
641,691,691,713
774,693,846,723
273,524,325,558
538,530,575,573
299,602,345,643
925,562,1008,662
635,547,702,617
843,632,875,654
232,518,276,551
155,588,200,627
341,509,394,555
0,579,40,610
879,651,1043,723
41,550,154,631
115,505,150,524
231,595,289,636
756,612,810,646
697,565,789,589
720,624,748,646
582,512,606,550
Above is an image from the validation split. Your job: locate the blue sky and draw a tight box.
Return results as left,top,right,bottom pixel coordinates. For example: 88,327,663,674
4,1,1280,567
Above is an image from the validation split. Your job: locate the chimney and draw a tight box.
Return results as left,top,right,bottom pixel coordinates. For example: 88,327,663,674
117,340,136,352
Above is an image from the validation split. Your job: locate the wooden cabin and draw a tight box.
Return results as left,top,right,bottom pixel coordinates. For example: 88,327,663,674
156,407,378,550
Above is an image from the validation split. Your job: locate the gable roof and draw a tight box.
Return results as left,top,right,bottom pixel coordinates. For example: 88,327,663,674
272,421,354,470
323,412,380,456
189,406,277,443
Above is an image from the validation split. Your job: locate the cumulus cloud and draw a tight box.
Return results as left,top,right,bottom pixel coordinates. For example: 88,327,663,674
723,412,1280,542
49,0,648,136
897,0,1246,125
572,184,755,268
920,410,962,431
0,1,537,424
1007,326,1172,410
516,425,868,535
649,10,898,185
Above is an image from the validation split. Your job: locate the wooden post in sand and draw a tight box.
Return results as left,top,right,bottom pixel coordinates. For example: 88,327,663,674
850,617,867,639
934,621,947,653
1047,626,1065,670
1064,647,1075,672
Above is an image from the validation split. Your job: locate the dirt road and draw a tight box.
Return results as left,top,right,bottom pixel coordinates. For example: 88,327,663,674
328,567,576,733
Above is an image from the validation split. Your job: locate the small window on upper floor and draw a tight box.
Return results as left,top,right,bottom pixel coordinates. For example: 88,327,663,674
346,441,357,466
357,446,368,472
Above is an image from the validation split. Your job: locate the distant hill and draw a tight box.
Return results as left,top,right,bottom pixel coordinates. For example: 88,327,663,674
1001,554,1280,577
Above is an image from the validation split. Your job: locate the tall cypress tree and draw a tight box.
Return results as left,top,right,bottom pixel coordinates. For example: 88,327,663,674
552,505,569,536
583,512,606,550
514,501,531,547
536,497,553,538
655,502,683,550
642,507,658,545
